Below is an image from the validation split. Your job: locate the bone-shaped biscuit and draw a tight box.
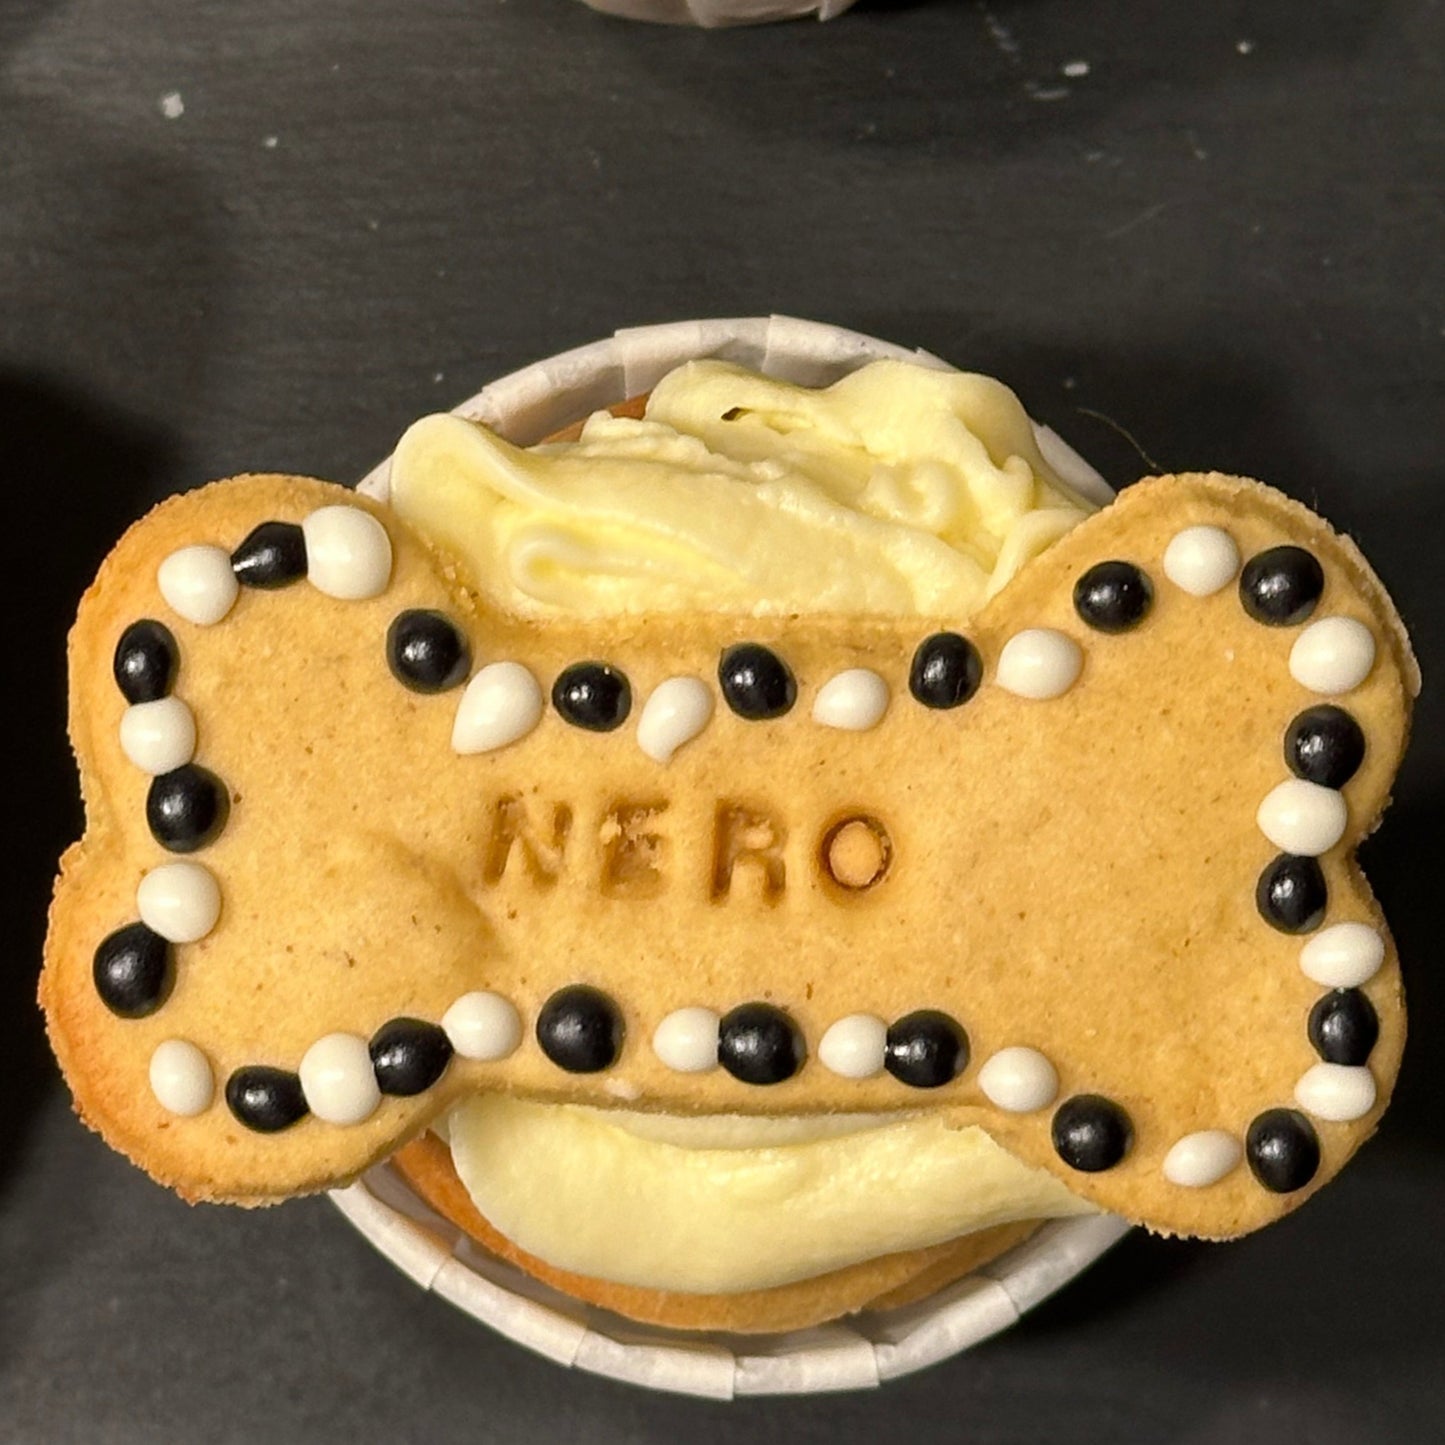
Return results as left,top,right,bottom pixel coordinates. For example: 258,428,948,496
42,470,1415,1237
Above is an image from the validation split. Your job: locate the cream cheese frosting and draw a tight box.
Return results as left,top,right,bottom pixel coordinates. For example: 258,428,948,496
391,357,1101,1294
447,1097,1094,1294
388,358,1095,621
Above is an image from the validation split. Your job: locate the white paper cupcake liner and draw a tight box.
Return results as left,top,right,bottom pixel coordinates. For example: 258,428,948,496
344,315,1126,1396
576,0,860,27
333,1164,1129,1398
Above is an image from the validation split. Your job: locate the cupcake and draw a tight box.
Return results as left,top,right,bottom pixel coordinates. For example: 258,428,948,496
41,318,1414,1396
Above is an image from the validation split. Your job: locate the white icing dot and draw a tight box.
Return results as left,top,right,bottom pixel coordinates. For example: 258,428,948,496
1294,1062,1377,1122
119,697,196,774
811,670,890,732
977,1046,1058,1113
136,862,221,943
157,544,239,626
148,1039,213,1116
995,629,1082,700
1289,616,1376,696
1256,778,1348,857
451,662,545,754
817,1014,887,1079
1162,1130,1242,1187
442,991,522,1061
1163,526,1240,597
1299,922,1385,987
302,506,393,600
652,1007,720,1073
299,1033,382,1125
636,676,714,763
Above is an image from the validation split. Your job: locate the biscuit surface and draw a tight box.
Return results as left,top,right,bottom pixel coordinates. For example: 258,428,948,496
42,470,1415,1236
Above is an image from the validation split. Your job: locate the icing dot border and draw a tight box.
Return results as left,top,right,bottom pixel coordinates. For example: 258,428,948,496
120,508,1393,1203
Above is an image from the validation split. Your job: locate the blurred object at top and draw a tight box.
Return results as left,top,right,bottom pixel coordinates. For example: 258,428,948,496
579,0,858,26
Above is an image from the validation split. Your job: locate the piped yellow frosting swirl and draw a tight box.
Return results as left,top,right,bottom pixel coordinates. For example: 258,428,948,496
389,358,1094,620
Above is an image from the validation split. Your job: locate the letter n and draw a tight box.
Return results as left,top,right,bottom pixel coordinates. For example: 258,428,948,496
482,795,572,886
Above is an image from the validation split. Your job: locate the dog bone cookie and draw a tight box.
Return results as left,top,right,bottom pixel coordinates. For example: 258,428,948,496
41,467,1415,1237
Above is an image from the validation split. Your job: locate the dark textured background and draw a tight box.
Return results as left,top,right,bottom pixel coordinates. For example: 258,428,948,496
4,0,1444,1440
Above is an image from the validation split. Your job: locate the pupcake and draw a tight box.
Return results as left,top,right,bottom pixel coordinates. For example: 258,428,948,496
41,317,1415,1390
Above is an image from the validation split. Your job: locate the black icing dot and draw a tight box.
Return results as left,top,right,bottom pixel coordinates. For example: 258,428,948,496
231,521,307,588
92,922,174,1018
718,1003,803,1085
1285,705,1366,790
1072,560,1154,633
145,764,230,853
908,633,983,710
1051,1094,1133,1172
386,609,471,693
369,1018,454,1096
113,620,178,704
536,985,624,1073
1308,988,1379,1066
718,644,797,720
884,1010,969,1088
552,662,632,732
1256,854,1328,934
1239,546,1324,626
1246,1108,1320,1193
225,1066,308,1132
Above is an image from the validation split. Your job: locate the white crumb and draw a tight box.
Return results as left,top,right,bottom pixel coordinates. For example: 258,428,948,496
980,5,1019,58
263,134,278,149
1062,59,1090,78
1236,38,1255,55
159,92,184,120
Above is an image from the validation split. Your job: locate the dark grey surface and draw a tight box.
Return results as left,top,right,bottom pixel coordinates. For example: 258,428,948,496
5,0,1444,1440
